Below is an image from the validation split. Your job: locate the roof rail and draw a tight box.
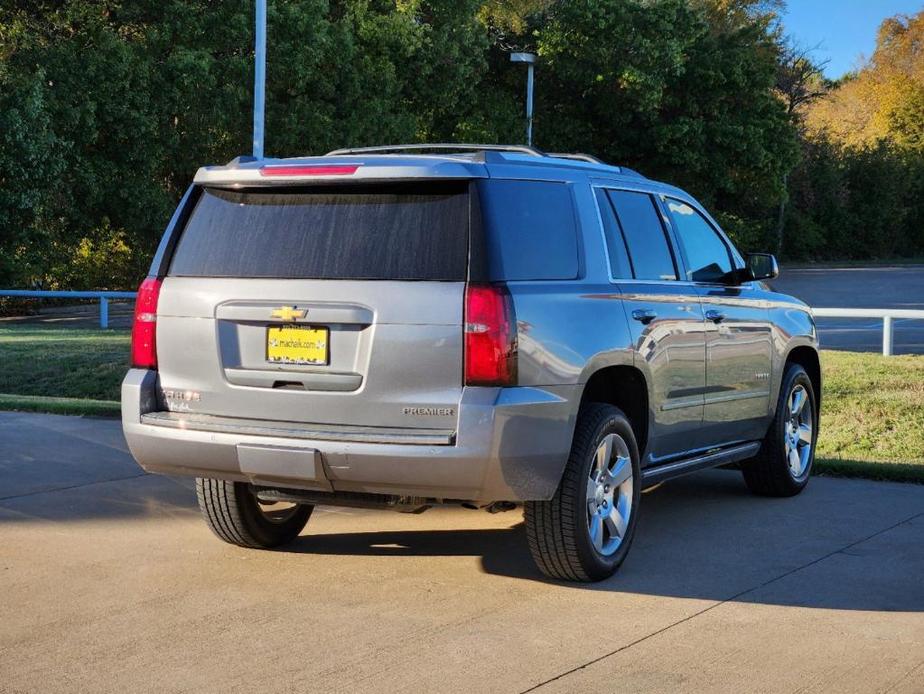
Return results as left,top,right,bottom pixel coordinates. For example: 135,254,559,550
320,143,646,176
326,143,546,157
547,152,605,164
225,154,259,167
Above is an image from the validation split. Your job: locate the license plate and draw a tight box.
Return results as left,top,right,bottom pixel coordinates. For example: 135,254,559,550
266,325,329,366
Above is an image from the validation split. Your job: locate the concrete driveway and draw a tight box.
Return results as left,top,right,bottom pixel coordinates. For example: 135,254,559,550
1,411,922,693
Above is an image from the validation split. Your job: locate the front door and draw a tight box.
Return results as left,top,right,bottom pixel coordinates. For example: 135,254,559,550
661,196,773,445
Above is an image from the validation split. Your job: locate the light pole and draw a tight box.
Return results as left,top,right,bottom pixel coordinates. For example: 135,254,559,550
510,52,537,147
253,0,267,159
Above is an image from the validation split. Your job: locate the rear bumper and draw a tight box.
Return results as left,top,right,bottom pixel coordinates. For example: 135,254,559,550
121,369,577,501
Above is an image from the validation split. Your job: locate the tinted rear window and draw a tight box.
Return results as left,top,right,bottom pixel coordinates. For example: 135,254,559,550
169,183,469,280
476,180,579,281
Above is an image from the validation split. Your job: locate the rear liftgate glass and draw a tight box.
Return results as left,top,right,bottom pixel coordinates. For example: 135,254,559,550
150,181,472,431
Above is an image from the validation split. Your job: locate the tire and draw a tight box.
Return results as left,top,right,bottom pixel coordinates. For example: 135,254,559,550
742,363,818,497
195,478,312,549
524,403,642,582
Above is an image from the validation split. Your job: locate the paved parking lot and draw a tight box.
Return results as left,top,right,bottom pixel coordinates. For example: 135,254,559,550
771,265,924,354
1,411,923,692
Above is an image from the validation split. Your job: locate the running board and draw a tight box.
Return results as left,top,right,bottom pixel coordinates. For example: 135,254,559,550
641,442,761,487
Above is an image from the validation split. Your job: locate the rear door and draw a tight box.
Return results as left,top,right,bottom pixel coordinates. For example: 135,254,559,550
661,196,773,444
596,187,708,462
154,182,470,433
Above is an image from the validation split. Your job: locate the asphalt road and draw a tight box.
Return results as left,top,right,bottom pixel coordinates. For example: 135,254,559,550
1,411,923,693
770,265,924,354
0,303,134,329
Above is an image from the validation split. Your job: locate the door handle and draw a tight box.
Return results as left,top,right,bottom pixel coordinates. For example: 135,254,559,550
705,309,726,323
631,309,657,324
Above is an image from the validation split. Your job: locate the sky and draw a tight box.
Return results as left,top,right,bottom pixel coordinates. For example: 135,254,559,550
782,0,923,78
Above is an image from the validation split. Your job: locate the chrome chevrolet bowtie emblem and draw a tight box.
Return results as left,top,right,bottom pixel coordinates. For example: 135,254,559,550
271,306,305,321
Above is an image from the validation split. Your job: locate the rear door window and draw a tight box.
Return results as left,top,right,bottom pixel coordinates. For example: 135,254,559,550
476,180,579,281
168,183,469,280
606,190,677,281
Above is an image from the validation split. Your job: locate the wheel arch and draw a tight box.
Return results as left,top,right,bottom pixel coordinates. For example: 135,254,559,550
783,345,822,412
577,365,650,459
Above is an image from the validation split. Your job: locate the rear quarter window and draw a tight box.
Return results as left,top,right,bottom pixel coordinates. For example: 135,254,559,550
476,180,579,281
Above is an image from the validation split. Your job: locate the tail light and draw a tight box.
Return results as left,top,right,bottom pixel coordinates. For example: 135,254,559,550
131,277,162,368
464,283,517,386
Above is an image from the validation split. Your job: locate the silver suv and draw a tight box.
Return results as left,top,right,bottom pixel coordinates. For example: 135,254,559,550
122,144,820,581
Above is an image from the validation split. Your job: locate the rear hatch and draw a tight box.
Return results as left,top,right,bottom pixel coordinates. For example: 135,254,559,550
154,180,470,433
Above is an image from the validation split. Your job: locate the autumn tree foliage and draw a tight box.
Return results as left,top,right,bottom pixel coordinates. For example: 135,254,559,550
806,12,924,150
782,10,924,259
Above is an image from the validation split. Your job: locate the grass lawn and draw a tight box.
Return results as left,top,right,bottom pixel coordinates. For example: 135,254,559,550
816,350,924,483
0,325,921,482
0,325,128,416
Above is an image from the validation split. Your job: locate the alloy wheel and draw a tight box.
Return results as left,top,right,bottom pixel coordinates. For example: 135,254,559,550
784,384,813,480
586,433,634,556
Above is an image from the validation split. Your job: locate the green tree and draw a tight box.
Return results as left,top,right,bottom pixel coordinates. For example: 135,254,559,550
0,0,491,289
11,0,890,290
525,0,798,250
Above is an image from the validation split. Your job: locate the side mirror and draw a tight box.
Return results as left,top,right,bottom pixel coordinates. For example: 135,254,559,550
745,253,779,281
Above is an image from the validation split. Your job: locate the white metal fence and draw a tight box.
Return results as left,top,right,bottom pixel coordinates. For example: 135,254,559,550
2,291,924,355
0,290,136,329
811,308,924,356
